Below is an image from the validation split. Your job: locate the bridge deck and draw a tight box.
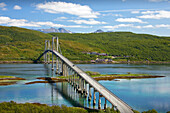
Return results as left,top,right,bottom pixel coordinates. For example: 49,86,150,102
42,50,133,113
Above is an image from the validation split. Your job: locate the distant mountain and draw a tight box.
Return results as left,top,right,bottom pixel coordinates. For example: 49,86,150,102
37,27,72,33
107,31,114,33
93,29,104,33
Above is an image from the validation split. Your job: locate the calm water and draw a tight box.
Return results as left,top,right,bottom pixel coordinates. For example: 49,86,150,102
0,64,170,112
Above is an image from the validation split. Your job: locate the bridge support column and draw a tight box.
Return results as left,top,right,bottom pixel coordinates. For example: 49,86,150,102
59,59,63,75
44,40,47,64
55,57,59,74
72,72,75,86
51,37,54,71
66,66,69,77
93,89,96,107
70,70,72,83
88,85,92,101
81,79,84,95
76,75,79,91
104,98,107,109
47,40,50,64
84,81,88,98
62,62,64,76
55,37,59,74
74,73,77,89
98,93,101,109
78,77,82,93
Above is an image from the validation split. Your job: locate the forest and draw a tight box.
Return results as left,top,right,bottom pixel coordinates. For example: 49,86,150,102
0,26,169,62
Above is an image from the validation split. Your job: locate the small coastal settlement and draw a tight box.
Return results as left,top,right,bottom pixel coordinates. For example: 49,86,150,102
82,51,130,63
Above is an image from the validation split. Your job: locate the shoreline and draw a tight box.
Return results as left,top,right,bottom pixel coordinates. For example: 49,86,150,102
0,77,26,86
24,75,165,85
0,60,170,64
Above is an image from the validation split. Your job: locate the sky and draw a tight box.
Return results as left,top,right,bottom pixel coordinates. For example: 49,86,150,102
0,0,170,36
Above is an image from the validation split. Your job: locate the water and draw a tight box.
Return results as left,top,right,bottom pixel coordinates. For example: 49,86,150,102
0,64,170,112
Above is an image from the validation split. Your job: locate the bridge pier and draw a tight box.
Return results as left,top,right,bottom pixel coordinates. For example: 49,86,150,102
104,98,107,109
44,40,47,64
78,77,82,93
55,57,59,74
84,81,88,97
72,72,75,86
98,93,101,109
62,63,65,76
88,85,92,101
51,37,54,71
81,79,84,95
74,73,77,89
93,89,96,107
59,59,63,75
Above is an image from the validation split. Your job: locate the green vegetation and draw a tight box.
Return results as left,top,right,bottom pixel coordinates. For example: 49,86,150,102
0,26,169,62
56,71,152,79
0,101,119,113
142,109,158,113
0,101,167,113
0,76,15,79
50,32,170,61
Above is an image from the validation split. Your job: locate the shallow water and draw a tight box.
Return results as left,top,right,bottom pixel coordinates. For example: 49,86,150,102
0,64,169,112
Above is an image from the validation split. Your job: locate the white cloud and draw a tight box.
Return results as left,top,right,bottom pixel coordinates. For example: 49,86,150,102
155,24,170,28
0,16,39,27
13,5,22,10
131,11,140,14
0,2,6,8
102,13,122,17
68,19,107,25
0,2,7,10
148,0,168,2
103,24,134,30
0,16,91,28
98,9,146,13
36,2,100,18
103,24,170,30
143,25,154,28
0,16,10,24
139,10,170,19
35,21,64,28
122,0,126,2
115,18,147,23
54,17,68,21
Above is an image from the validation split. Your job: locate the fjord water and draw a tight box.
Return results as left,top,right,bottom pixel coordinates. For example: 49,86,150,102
0,64,170,112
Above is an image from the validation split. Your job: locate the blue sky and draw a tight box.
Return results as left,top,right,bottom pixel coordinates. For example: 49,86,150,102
0,0,170,36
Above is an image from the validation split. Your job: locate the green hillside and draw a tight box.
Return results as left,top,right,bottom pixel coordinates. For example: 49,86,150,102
50,32,170,61
0,26,170,62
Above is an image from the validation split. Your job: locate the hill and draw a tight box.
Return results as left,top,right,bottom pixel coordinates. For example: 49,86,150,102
0,26,169,62
50,32,170,61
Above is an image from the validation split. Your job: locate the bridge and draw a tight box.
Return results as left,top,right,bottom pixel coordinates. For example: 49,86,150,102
37,37,134,113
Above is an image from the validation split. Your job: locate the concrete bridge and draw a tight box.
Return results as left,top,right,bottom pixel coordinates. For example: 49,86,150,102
37,37,134,113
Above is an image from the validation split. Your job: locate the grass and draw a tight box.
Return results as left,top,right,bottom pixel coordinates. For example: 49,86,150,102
0,26,170,62
55,71,152,79
0,101,167,113
0,101,119,113
0,76,15,79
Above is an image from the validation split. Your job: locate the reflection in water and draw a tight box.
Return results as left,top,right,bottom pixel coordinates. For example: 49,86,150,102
49,81,113,110
0,64,169,113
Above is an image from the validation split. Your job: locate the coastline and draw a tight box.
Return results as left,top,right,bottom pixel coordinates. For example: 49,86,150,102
0,77,26,86
0,60,170,64
24,74,165,85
